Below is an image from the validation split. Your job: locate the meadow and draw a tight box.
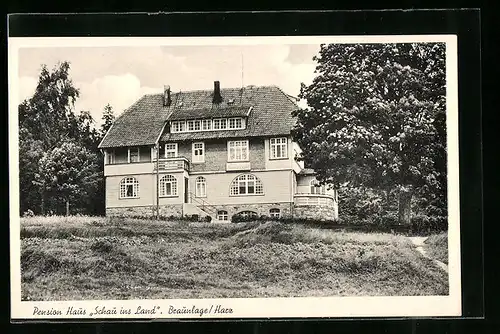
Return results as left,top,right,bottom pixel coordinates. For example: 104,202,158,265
20,216,449,301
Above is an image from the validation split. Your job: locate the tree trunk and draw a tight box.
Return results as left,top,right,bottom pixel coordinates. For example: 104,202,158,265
41,195,45,216
66,200,70,216
398,188,413,225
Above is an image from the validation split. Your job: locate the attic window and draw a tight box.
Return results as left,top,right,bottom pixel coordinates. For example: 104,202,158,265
169,117,245,133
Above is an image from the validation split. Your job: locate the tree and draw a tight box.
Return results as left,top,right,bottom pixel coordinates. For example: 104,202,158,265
18,61,106,215
292,43,446,224
33,142,100,216
19,61,80,151
100,103,115,137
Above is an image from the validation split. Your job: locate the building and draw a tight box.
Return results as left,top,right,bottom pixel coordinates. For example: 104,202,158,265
98,82,338,222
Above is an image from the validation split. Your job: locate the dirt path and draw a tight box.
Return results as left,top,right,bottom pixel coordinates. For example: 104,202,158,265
409,236,449,273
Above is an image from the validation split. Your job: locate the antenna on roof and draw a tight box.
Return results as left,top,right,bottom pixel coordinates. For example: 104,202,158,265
241,53,244,89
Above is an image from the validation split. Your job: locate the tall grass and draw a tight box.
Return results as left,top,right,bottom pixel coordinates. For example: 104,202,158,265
20,216,449,300
424,232,448,264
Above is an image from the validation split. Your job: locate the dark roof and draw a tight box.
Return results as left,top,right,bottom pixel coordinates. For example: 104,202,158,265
299,168,316,175
99,85,299,148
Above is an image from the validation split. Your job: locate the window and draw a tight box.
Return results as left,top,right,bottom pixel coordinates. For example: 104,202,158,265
310,179,326,195
165,143,178,158
202,119,212,130
217,210,228,221
230,174,264,196
171,121,185,133
228,140,249,161
229,118,243,129
192,142,205,163
160,175,177,197
195,176,206,197
171,118,244,133
220,119,227,129
194,120,201,131
270,137,288,159
269,208,281,218
129,147,140,163
119,177,139,198
213,118,222,130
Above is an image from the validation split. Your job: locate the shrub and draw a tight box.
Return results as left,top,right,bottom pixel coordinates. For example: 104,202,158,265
373,212,399,226
204,216,212,223
23,209,34,217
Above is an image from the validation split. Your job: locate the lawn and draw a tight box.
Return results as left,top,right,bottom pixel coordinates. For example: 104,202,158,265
424,232,448,265
20,216,449,301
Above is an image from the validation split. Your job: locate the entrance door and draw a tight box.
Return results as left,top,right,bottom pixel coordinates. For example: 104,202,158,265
184,177,189,203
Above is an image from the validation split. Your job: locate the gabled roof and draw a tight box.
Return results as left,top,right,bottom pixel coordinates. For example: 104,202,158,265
99,85,299,148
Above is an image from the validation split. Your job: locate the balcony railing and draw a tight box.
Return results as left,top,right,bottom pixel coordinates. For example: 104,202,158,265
294,193,335,207
153,157,190,172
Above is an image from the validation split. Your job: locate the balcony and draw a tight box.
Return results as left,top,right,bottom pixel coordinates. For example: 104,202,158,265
294,193,336,207
154,157,190,172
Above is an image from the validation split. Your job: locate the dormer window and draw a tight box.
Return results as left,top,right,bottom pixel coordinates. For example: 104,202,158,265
171,121,185,133
228,118,242,129
170,117,245,133
202,119,212,130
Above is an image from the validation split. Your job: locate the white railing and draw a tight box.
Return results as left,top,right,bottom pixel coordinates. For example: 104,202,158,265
294,193,335,207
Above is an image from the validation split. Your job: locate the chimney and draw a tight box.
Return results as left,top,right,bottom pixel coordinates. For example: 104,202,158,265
212,81,222,104
163,85,172,107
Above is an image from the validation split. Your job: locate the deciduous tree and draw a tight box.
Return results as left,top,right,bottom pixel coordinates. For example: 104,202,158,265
292,43,446,224
33,142,100,216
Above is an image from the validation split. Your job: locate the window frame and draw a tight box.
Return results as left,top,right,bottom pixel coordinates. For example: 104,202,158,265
310,179,326,195
195,176,207,197
270,137,288,160
171,121,186,133
229,174,264,196
202,119,212,131
159,174,178,197
165,143,178,159
192,142,205,163
119,177,139,199
217,210,228,221
269,208,281,218
227,140,249,162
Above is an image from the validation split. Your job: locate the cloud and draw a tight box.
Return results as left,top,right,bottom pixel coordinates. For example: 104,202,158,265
75,73,157,124
17,43,321,123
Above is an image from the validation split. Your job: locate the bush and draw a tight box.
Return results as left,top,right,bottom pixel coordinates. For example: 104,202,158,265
373,212,399,226
204,215,212,223
23,209,35,217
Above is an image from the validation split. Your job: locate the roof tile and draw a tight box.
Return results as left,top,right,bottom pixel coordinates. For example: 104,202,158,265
99,85,299,148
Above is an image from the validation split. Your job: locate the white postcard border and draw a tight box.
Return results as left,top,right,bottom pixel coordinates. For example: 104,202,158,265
9,34,461,320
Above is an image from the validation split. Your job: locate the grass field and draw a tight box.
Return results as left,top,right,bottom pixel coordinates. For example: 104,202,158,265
20,216,449,301
424,232,448,265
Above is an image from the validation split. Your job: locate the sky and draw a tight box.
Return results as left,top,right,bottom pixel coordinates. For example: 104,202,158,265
18,44,320,125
